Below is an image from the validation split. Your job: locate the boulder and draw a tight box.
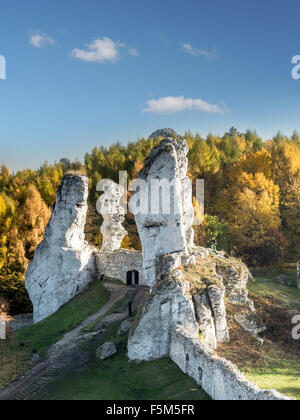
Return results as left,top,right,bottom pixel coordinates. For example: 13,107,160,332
96,342,117,360
276,274,294,287
30,353,40,363
25,174,96,323
117,319,132,335
234,312,266,336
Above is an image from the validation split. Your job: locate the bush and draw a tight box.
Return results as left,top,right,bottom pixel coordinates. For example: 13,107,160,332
0,273,32,315
195,215,232,252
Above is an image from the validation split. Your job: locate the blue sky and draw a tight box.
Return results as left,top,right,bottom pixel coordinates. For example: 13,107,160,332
1,0,300,171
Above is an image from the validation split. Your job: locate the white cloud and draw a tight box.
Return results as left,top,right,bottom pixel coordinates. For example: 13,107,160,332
143,96,225,114
71,37,139,63
128,47,139,57
29,32,55,48
181,43,217,60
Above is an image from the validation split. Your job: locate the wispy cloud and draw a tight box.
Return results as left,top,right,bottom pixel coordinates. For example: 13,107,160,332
29,32,55,48
143,96,226,114
71,37,139,63
180,43,217,60
128,47,139,57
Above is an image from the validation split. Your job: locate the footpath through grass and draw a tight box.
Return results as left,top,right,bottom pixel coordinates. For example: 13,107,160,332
0,281,110,389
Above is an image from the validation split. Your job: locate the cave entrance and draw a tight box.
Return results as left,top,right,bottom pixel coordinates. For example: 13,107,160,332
127,270,139,286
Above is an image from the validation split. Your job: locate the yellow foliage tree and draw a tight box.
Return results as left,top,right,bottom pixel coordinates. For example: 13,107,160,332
17,185,51,261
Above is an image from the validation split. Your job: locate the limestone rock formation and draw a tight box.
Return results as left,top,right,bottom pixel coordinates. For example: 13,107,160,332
128,129,263,366
97,180,127,252
25,174,96,323
129,129,194,287
149,128,179,140
128,248,255,361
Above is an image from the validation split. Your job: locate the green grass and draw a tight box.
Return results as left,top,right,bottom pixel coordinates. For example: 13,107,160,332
246,272,300,399
81,289,136,334
17,281,110,355
36,321,210,401
246,365,300,400
0,335,31,389
249,270,300,311
0,280,110,389
242,345,300,399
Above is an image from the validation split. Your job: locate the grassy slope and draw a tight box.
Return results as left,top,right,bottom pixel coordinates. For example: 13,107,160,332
0,281,110,389
246,272,300,399
1,280,209,400
36,320,210,401
219,270,300,400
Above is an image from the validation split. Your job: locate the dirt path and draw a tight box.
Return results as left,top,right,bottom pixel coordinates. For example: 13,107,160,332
48,282,128,358
0,282,147,401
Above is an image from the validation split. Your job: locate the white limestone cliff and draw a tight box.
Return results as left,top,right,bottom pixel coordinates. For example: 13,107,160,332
25,174,96,323
129,129,194,287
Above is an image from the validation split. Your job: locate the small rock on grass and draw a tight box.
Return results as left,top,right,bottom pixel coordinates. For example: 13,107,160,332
276,275,294,287
117,319,132,336
96,342,117,360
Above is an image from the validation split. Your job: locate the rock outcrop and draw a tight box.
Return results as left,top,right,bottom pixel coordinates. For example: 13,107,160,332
128,131,252,359
26,174,96,323
126,126,270,399
128,247,255,360
129,129,194,287
97,180,127,252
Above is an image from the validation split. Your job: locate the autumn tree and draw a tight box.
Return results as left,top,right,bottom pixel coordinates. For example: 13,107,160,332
216,155,286,264
17,185,51,261
280,178,300,259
